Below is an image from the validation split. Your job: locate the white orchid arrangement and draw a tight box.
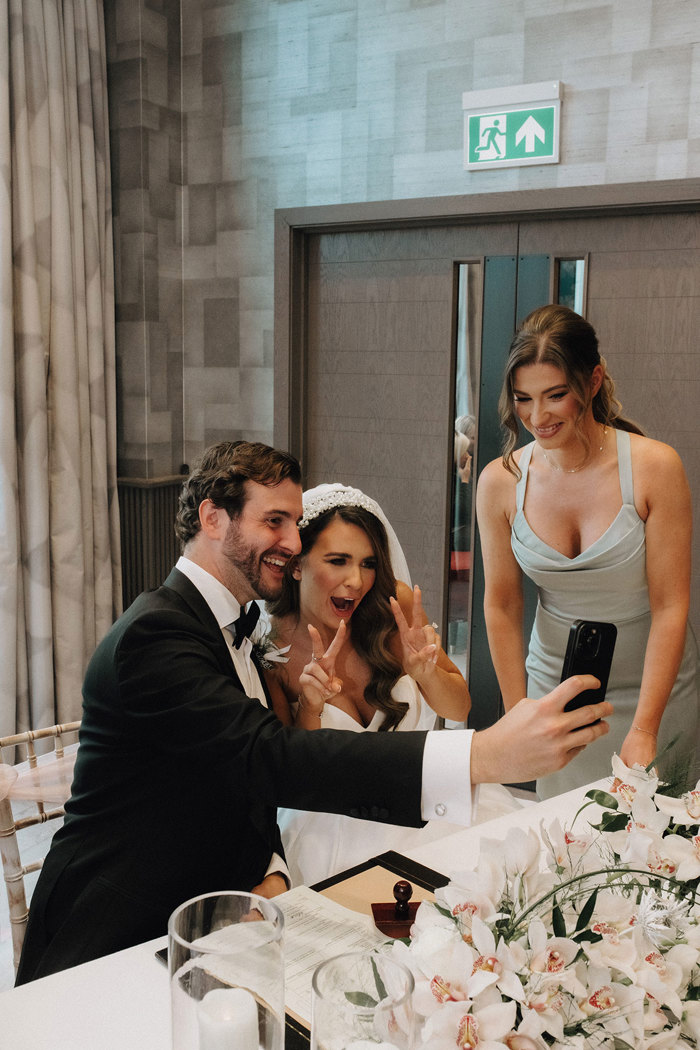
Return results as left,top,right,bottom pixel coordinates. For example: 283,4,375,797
389,755,700,1049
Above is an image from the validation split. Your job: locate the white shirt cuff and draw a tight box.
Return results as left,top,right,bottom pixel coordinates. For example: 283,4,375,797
421,728,477,826
266,852,291,889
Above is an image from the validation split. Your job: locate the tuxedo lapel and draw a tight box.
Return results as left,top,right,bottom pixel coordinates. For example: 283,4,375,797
161,568,279,849
162,567,239,679
249,645,274,708
162,568,272,708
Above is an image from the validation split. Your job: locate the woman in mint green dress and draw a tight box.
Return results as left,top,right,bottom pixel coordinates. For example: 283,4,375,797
477,305,699,798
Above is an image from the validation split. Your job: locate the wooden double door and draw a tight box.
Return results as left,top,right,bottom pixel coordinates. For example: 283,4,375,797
281,207,700,728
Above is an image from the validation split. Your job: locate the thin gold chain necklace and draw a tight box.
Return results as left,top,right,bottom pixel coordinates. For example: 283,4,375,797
541,427,608,474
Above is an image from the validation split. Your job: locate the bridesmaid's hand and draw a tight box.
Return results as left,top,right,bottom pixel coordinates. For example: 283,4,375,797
297,621,345,718
619,726,658,772
390,586,439,682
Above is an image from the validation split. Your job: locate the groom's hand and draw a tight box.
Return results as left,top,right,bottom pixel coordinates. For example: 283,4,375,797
470,675,613,785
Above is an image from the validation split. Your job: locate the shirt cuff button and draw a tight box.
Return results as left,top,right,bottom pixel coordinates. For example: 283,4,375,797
434,802,447,817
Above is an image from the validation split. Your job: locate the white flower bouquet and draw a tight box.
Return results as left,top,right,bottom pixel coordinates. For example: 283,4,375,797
389,755,700,1049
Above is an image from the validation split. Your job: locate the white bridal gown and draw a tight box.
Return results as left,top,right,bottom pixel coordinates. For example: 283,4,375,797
277,674,524,886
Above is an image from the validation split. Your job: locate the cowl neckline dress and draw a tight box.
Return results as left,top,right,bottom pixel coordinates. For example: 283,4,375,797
512,428,699,798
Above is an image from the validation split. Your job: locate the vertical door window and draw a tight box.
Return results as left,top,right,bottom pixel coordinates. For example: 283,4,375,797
447,263,483,681
555,256,587,313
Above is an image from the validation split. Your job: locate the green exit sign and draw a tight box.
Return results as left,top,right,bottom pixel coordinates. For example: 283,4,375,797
463,82,561,171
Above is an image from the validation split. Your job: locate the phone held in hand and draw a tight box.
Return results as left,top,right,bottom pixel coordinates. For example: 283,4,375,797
560,619,617,712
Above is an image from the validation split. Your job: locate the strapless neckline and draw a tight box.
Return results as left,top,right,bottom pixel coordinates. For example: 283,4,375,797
319,702,383,732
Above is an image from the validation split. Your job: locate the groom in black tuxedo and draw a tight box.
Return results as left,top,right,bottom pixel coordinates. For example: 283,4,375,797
16,441,612,984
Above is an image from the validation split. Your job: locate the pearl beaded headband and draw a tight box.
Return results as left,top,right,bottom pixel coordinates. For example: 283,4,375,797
298,484,412,586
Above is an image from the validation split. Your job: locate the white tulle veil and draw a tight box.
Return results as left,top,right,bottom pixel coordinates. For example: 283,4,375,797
299,484,412,587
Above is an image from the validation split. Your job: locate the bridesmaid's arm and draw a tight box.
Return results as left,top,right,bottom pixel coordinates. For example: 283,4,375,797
476,459,528,710
620,439,692,768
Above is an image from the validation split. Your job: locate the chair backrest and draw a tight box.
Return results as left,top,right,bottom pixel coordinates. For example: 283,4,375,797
0,721,81,973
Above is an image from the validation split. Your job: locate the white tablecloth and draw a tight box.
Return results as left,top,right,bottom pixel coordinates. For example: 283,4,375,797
402,778,607,876
1,936,169,1050
0,780,607,1050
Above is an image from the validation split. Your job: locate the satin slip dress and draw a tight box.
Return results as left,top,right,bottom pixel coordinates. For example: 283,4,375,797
511,428,700,799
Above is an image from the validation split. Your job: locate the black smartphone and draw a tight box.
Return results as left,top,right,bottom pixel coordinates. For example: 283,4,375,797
560,619,617,711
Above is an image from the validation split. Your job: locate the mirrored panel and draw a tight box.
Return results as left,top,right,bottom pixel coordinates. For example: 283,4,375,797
555,256,587,312
447,262,483,684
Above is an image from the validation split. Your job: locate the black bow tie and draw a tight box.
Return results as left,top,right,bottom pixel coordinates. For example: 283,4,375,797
228,602,261,648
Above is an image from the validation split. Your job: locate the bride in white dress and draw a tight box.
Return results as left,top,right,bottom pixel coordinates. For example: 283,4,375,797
263,484,516,886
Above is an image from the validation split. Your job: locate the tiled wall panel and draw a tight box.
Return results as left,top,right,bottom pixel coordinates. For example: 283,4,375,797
106,0,700,474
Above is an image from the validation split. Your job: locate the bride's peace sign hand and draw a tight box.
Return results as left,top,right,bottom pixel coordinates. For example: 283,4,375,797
297,621,346,716
390,585,439,681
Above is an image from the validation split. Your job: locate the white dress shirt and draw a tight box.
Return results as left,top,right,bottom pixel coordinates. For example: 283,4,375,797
175,556,477,842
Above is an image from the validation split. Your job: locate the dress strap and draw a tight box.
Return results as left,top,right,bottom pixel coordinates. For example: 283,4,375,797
615,429,635,505
515,442,535,511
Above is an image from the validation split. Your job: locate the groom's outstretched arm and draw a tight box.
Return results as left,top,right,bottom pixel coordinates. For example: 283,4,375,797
470,674,612,786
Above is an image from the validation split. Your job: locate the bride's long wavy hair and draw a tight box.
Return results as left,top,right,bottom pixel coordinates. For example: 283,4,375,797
268,506,408,730
499,304,644,477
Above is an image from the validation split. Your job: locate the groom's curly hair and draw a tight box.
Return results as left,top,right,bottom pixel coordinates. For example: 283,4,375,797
175,441,301,549
267,505,409,731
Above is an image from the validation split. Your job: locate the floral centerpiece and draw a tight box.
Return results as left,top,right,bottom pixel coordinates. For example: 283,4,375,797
390,756,700,1049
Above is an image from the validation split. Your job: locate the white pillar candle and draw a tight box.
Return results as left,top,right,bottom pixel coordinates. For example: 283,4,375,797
196,988,259,1050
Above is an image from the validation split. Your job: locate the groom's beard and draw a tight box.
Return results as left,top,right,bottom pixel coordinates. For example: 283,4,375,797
222,524,287,603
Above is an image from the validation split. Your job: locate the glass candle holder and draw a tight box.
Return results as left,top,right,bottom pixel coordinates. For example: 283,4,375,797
311,950,415,1050
168,890,284,1050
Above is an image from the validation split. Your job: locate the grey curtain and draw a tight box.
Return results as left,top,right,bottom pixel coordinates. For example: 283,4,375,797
0,0,121,735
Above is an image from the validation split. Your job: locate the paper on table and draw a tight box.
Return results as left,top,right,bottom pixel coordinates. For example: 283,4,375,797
275,885,387,1026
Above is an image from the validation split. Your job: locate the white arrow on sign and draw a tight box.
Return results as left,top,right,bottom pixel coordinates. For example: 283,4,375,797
515,115,546,152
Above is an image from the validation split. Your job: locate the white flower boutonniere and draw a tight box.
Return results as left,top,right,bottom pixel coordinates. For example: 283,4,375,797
250,621,290,670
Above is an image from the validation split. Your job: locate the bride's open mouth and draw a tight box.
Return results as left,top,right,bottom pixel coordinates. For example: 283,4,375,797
331,596,355,615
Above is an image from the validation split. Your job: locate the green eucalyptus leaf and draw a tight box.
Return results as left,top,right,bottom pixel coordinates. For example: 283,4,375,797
585,789,619,809
552,900,566,938
371,956,387,1001
573,929,603,944
575,887,599,932
589,812,629,833
432,903,454,920
344,992,378,1008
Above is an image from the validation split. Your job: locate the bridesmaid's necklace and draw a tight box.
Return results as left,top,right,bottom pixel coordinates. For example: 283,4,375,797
541,427,608,474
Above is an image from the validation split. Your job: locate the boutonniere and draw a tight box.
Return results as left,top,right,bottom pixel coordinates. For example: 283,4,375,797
250,622,290,670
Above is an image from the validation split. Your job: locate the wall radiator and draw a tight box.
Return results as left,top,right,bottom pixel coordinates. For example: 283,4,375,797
117,476,183,609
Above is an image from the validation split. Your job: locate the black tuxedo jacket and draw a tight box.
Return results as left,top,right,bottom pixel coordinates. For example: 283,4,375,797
16,569,427,983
